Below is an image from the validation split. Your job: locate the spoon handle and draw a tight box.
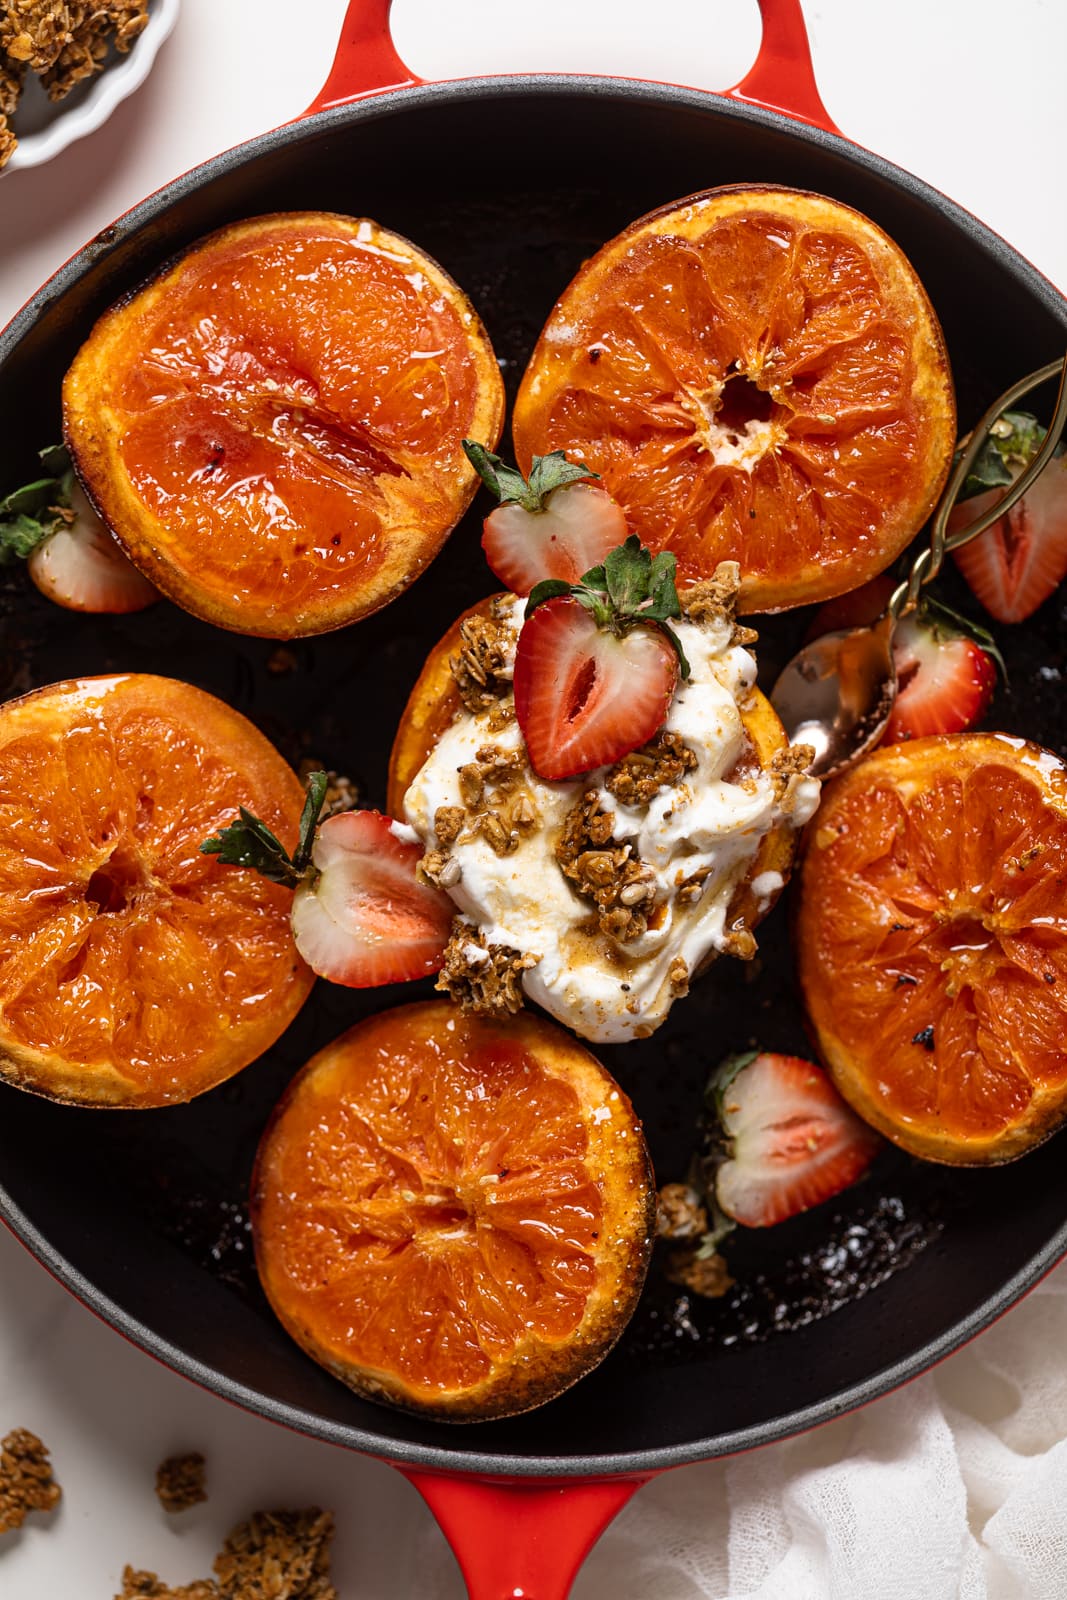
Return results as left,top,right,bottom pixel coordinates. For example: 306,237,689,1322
889,354,1067,621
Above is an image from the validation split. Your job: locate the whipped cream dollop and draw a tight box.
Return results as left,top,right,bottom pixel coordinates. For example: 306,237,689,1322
403,595,819,1044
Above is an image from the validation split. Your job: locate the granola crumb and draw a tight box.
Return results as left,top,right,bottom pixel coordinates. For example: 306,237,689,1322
0,1427,61,1534
665,1245,735,1299
0,56,23,114
680,560,742,626
668,956,689,995
266,646,299,676
213,1508,337,1600
605,730,697,807
297,763,359,817
435,922,539,1016
433,805,465,848
721,925,758,961
656,1182,708,1240
117,1507,336,1600
117,1567,217,1600
770,745,815,815
447,744,537,859
155,1453,207,1515
449,608,516,713
416,847,460,889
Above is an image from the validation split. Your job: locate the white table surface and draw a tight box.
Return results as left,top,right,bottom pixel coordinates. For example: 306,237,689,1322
1,3,1066,1597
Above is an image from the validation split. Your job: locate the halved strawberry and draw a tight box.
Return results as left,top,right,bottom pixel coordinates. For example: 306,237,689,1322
950,453,1067,623
712,1052,880,1228
882,600,999,743
290,811,452,987
807,585,1000,745
1,447,157,613
514,596,679,780
202,776,452,989
464,441,625,594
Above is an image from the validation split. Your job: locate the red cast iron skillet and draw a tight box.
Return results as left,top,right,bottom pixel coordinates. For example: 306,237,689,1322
2,2,1067,1593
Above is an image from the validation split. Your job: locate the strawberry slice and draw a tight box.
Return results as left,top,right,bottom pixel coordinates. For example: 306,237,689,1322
514,595,679,780
1,446,157,613
512,532,690,781
712,1052,880,1228
882,600,999,743
290,810,452,987
807,586,1000,745
464,440,625,595
202,776,452,989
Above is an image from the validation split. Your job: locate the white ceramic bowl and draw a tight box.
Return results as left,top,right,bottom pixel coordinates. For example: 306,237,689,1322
4,0,181,175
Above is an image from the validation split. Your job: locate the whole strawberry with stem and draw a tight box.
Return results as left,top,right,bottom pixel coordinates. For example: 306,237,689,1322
201,772,452,988
463,440,626,594
513,534,691,782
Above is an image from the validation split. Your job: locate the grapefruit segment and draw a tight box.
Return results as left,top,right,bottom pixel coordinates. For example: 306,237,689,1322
63,213,505,638
513,186,956,612
252,1001,655,1419
797,735,1067,1162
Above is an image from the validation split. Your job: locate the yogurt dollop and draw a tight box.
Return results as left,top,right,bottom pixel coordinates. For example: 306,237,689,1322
403,596,818,1044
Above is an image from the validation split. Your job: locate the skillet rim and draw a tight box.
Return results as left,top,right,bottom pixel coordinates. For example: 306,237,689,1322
1,72,1066,1479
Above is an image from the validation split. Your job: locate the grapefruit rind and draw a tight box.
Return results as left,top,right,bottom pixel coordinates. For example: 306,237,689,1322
513,185,956,613
62,212,506,639
796,733,1067,1164
251,1001,656,1421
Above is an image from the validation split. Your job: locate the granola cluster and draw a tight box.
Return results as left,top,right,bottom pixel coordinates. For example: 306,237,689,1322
680,559,759,647
435,921,540,1017
0,1426,60,1533
118,1508,337,1600
417,741,540,888
555,788,658,944
449,599,516,717
605,729,697,807
0,0,150,168
770,744,816,816
154,1452,207,1515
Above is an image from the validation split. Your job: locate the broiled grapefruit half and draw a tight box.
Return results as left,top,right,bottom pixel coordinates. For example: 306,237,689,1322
252,1000,655,1420
386,594,803,946
62,212,505,638
0,674,313,1107
796,734,1067,1164
513,185,956,612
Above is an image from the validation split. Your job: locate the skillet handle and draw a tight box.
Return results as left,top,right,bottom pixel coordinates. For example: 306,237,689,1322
306,0,842,136
402,1469,649,1600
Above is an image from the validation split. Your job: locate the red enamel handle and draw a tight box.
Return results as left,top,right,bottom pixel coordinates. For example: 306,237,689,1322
306,0,842,136
403,1469,649,1600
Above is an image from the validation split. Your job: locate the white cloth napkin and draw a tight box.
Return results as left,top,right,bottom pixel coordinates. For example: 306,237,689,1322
406,1264,1067,1599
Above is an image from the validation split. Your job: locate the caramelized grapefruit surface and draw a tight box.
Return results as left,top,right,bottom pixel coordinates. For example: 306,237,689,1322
513,186,956,612
252,1001,655,1420
0,675,313,1107
797,735,1067,1163
63,213,505,638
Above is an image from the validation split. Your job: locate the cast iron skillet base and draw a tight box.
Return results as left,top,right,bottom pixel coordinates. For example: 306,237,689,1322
1,80,1066,1478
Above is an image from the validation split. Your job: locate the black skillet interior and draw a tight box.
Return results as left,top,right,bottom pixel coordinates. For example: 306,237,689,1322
1,81,1066,1479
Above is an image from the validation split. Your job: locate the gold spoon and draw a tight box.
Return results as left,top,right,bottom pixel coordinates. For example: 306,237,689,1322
771,355,1067,779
